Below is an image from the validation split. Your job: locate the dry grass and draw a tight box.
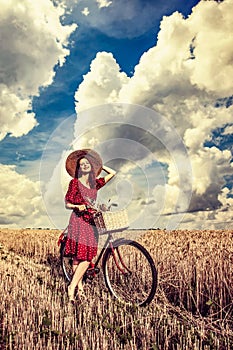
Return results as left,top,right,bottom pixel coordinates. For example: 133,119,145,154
0,228,232,350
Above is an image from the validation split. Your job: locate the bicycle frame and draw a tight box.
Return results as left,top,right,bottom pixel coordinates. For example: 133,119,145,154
86,231,131,278
94,233,123,267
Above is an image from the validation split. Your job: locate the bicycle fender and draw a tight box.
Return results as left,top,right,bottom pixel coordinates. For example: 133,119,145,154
111,238,126,247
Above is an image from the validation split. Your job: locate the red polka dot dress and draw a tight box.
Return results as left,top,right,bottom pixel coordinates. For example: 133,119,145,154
64,177,105,262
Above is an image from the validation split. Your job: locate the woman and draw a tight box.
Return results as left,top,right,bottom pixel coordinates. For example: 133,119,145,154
64,149,116,303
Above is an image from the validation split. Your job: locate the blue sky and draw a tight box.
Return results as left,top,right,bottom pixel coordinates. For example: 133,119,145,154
0,0,232,229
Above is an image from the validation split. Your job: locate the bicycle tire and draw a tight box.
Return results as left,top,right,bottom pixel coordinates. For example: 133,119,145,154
60,239,73,283
102,239,157,307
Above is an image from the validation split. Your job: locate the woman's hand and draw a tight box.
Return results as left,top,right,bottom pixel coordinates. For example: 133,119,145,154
77,204,86,211
65,202,86,211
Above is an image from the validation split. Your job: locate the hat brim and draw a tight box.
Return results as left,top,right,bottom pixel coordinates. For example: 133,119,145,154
65,149,103,178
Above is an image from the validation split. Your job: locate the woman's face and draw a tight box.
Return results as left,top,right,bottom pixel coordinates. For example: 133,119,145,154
79,157,92,174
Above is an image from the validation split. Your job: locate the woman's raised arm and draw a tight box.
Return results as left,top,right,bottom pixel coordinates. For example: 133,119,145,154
102,165,116,184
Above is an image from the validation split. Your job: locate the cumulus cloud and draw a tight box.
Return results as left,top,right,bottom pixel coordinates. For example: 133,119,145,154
179,185,233,230
0,0,76,140
117,1,233,102
73,0,233,228
74,52,129,111
188,0,233,97
0,86,37,140
0,164,50,227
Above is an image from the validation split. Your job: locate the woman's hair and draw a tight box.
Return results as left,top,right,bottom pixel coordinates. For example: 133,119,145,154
75,157,96,188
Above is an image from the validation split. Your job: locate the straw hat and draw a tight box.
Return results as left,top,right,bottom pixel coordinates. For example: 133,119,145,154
65,149,103,178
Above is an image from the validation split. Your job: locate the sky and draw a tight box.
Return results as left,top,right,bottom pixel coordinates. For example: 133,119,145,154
0,0,232,230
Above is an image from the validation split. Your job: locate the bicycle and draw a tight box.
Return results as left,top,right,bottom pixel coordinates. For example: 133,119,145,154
58,207,158,307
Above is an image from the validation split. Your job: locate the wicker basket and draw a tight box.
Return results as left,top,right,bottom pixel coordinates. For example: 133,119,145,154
94,209,129,235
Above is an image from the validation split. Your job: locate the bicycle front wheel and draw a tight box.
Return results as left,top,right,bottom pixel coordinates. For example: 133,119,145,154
102,239,157,307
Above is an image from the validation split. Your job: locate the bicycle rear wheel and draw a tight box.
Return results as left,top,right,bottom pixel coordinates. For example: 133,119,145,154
102,239,157,307
60,239,73,283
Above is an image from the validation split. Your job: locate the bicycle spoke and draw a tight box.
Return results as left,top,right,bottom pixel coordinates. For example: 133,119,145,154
103,240,157,306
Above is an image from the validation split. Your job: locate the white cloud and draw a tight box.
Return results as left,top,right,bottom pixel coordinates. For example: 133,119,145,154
96,0,112,9
0,0,76,140
82,7,90,16
183,104,233,152
0,164,50,228
75,52,129,111
178,186,233,230
73,0,233,228
0,85,37,140
187,147,232,217
188,0,233,97
117,1,233,103
218,187,233,209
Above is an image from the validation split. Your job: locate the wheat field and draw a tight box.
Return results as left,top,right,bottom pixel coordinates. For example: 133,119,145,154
0,228,232,349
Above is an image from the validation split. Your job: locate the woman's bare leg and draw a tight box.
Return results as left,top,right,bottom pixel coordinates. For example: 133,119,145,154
72,258,79,274
68,260,90,301
72,260,84,293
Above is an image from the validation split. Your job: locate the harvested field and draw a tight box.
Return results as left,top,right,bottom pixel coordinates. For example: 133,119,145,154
0,228,232,349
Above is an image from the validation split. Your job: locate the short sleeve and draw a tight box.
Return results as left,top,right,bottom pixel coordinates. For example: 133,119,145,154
65,179,78,203
96,177,105,190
